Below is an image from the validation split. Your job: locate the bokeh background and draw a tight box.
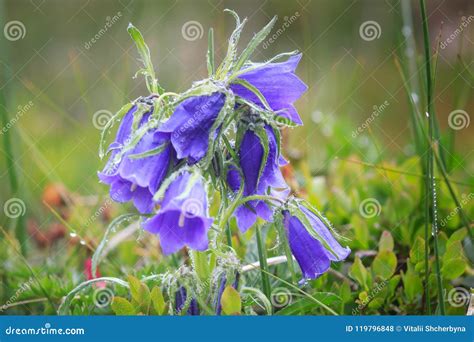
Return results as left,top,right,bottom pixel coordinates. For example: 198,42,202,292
1,0,472,199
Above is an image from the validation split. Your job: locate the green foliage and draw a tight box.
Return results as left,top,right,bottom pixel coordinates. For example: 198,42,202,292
221,286,242,315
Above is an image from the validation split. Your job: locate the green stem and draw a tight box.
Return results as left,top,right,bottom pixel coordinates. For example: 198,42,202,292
239,194,286,205
255,225,272,309
420,0,445,315
0,5,26,254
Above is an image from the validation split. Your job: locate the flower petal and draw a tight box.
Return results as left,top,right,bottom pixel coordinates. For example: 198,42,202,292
159,93,226,163
231,54,307,125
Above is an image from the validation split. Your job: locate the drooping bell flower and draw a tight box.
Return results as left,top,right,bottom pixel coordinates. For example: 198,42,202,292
159,92,226,164
282,206,350,282
175,286,199,315
143,172,213,255
98,102,174,214
227,125,288,232
230,54,307,125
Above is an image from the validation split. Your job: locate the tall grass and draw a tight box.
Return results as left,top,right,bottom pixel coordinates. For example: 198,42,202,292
0,4,26,255
419,0,444,315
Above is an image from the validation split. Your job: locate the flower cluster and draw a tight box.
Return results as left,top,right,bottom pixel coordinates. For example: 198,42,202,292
98,12,349,284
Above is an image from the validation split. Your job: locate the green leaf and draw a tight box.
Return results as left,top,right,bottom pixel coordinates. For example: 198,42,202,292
232,78,272,111
128,275,151,313
221,286,241,315
127,23,161,94
128,142,169,159
447,227,467,246
441,258,466,280
339,281,352,304
234,16,277,72
111,297,136,315
443,241,464,263
351,214,370,250
253,126,269,188
349,257,369,290
409,237,426,265
378,230,394,252
402,264,423,302
191,250,210,282
372,251,397,280
207,28,215,76
128,275,142,302
216,10,247,77
150,287,166,315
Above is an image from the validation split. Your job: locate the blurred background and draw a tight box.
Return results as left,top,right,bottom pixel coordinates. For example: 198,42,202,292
0,0,473,315
1,0,472,198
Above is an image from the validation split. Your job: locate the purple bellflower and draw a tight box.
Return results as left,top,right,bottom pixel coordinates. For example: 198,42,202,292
231,54,307,125
283,206,350,282
99,103,174,214
159,92,226,164
227,125,288,232
175,286,199,315
143,172,213,255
